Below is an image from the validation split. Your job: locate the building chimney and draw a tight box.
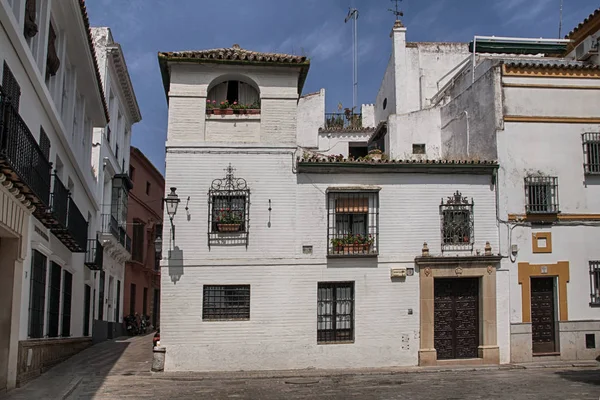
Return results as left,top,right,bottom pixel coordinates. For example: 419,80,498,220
391,21,407,115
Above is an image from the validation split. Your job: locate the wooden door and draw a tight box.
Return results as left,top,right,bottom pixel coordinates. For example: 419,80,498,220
434,278,480,360
531,277,556,354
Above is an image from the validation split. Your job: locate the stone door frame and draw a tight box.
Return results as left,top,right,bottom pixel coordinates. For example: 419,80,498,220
416,255,501,366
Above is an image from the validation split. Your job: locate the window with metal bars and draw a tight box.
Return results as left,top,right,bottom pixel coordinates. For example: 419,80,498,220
61,270,72,337
327,191,379,256
317,282,354,343
98,270,105,320
39,127,50,161
525,176,559,214
202,285,250,320
47,262,61,338
28,250,47,338
583,133,600,174
2,61,21,110
208,165,250,247
440,191,474,251
590,261,600,306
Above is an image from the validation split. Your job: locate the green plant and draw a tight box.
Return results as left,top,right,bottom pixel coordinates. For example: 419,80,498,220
331,234,374,247
219,100,230,109
215,208,243,224
206,99,217,109
231,101,241,110
369,148,383,155
248,100,261,109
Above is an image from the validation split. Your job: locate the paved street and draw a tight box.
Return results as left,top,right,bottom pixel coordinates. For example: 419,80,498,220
2,334,600,399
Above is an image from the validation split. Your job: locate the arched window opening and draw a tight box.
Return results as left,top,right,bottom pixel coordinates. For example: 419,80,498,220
208,80,259,107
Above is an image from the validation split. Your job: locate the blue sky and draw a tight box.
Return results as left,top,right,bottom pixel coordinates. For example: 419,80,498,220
86,0,598,174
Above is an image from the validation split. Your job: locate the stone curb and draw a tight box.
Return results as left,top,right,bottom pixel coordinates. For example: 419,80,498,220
149,361,600,382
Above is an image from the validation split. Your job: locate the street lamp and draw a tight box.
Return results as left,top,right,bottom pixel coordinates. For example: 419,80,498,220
154,235,163,254
164,187,180,245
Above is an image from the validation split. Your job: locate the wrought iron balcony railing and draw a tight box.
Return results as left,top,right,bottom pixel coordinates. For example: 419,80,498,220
67,197,88,251
0,86,52,212
100,213,131,253
50,174,69,227
85,238,104,270
323,112,362,131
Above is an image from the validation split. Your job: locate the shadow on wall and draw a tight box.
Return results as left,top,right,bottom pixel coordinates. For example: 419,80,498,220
555,369,600,386
168,246,184,284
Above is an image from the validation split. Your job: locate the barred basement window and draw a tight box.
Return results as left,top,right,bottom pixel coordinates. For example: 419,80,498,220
583,133,600,174
208,164,250,248
590,261,600,306
317,282,354,343
202,285,250,320
440,191,474,251
327,190,379,256
525,176,559,214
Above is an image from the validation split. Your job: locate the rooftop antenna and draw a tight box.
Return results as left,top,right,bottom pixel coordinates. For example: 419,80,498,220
558,0,564,38
388,0,404,22
345,8,359,113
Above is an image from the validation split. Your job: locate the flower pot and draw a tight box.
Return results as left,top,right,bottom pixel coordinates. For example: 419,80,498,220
214,109,233,115
341,243,371,254
206,109,214,115
368,152,382,161
247,109,260,115
218,223,241,232
233,109,242,114
239,109,247,114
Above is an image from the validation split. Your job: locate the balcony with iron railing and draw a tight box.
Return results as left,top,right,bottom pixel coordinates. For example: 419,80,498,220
0,85,52,212
85,238,104,270
100,213,132,255
322,112,363,131
37,174,88,252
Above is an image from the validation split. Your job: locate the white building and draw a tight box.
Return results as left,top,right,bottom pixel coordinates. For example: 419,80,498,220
158,41,503,371
91,26,140,342
374,11,600,363
0,0,140,390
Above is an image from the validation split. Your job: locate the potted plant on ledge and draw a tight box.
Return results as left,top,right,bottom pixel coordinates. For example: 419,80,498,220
368,148,383,161
247,100,261,115
331,234,374,254
214,100,233,115
216,208,243,232
206,99,216,115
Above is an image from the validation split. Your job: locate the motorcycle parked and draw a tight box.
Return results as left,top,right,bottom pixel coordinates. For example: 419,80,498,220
124,314,139,336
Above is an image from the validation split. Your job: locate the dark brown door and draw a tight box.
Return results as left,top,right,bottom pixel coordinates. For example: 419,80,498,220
531,277,556,354
434,278,479,360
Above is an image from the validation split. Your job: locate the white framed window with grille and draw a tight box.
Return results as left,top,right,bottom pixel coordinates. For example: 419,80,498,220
583,132,600,174
590,261,600,306
524,176,559,214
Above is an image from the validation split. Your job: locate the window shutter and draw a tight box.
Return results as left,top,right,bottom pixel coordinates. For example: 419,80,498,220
335,197,368,213
39,127,51,160
2,61,21,110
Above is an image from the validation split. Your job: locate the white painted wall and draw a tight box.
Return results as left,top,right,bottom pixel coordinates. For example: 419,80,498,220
161,149,503,370
388,107,441,160
361,104,375,128
297,89,325,148
317,131,372,157
374,56,396,124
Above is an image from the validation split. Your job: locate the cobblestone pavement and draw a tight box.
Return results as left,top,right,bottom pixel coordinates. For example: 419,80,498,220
3,334,600,399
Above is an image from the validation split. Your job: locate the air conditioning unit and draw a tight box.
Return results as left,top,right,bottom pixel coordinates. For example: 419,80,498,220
576,36,599,61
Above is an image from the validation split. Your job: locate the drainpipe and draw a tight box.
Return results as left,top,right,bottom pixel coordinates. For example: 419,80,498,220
464,110,470,158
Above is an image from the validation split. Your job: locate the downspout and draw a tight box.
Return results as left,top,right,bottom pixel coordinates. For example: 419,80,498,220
464,110,470,158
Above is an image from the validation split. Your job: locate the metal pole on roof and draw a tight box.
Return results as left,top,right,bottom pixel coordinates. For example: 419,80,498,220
345,8,359,113
558,0,564,38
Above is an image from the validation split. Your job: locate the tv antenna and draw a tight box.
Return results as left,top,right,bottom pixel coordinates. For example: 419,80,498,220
345,8,359,112
388,0,404,21
558,0,564,38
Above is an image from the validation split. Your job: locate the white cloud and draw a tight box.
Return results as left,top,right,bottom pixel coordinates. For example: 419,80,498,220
494,0,555,26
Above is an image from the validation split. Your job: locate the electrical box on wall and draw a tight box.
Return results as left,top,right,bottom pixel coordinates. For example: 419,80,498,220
390,268,407,278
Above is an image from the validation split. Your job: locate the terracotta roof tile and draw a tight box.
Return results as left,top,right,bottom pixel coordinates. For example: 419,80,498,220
504,60,600,70
298,155,497,165
566,8,600,38
79,0,109,122
158,44,311,100
158,44,309,65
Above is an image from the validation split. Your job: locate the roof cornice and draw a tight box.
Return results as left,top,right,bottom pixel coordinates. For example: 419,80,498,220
107,45,142,123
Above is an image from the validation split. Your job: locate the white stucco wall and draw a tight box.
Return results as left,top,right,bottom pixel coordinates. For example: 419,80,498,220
361,104,375,128
374,56,396,124
317,131,372,157
161,149,503,371
297,89,325,148
388,107,442,160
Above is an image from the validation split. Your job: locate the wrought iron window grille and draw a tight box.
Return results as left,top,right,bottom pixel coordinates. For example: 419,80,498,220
440,191,474,252
524,176,559,214
202,285,250,321
317,282,354,343
208,164,250,248
590,261,600,306
327,191,379,257
583,133,600,175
